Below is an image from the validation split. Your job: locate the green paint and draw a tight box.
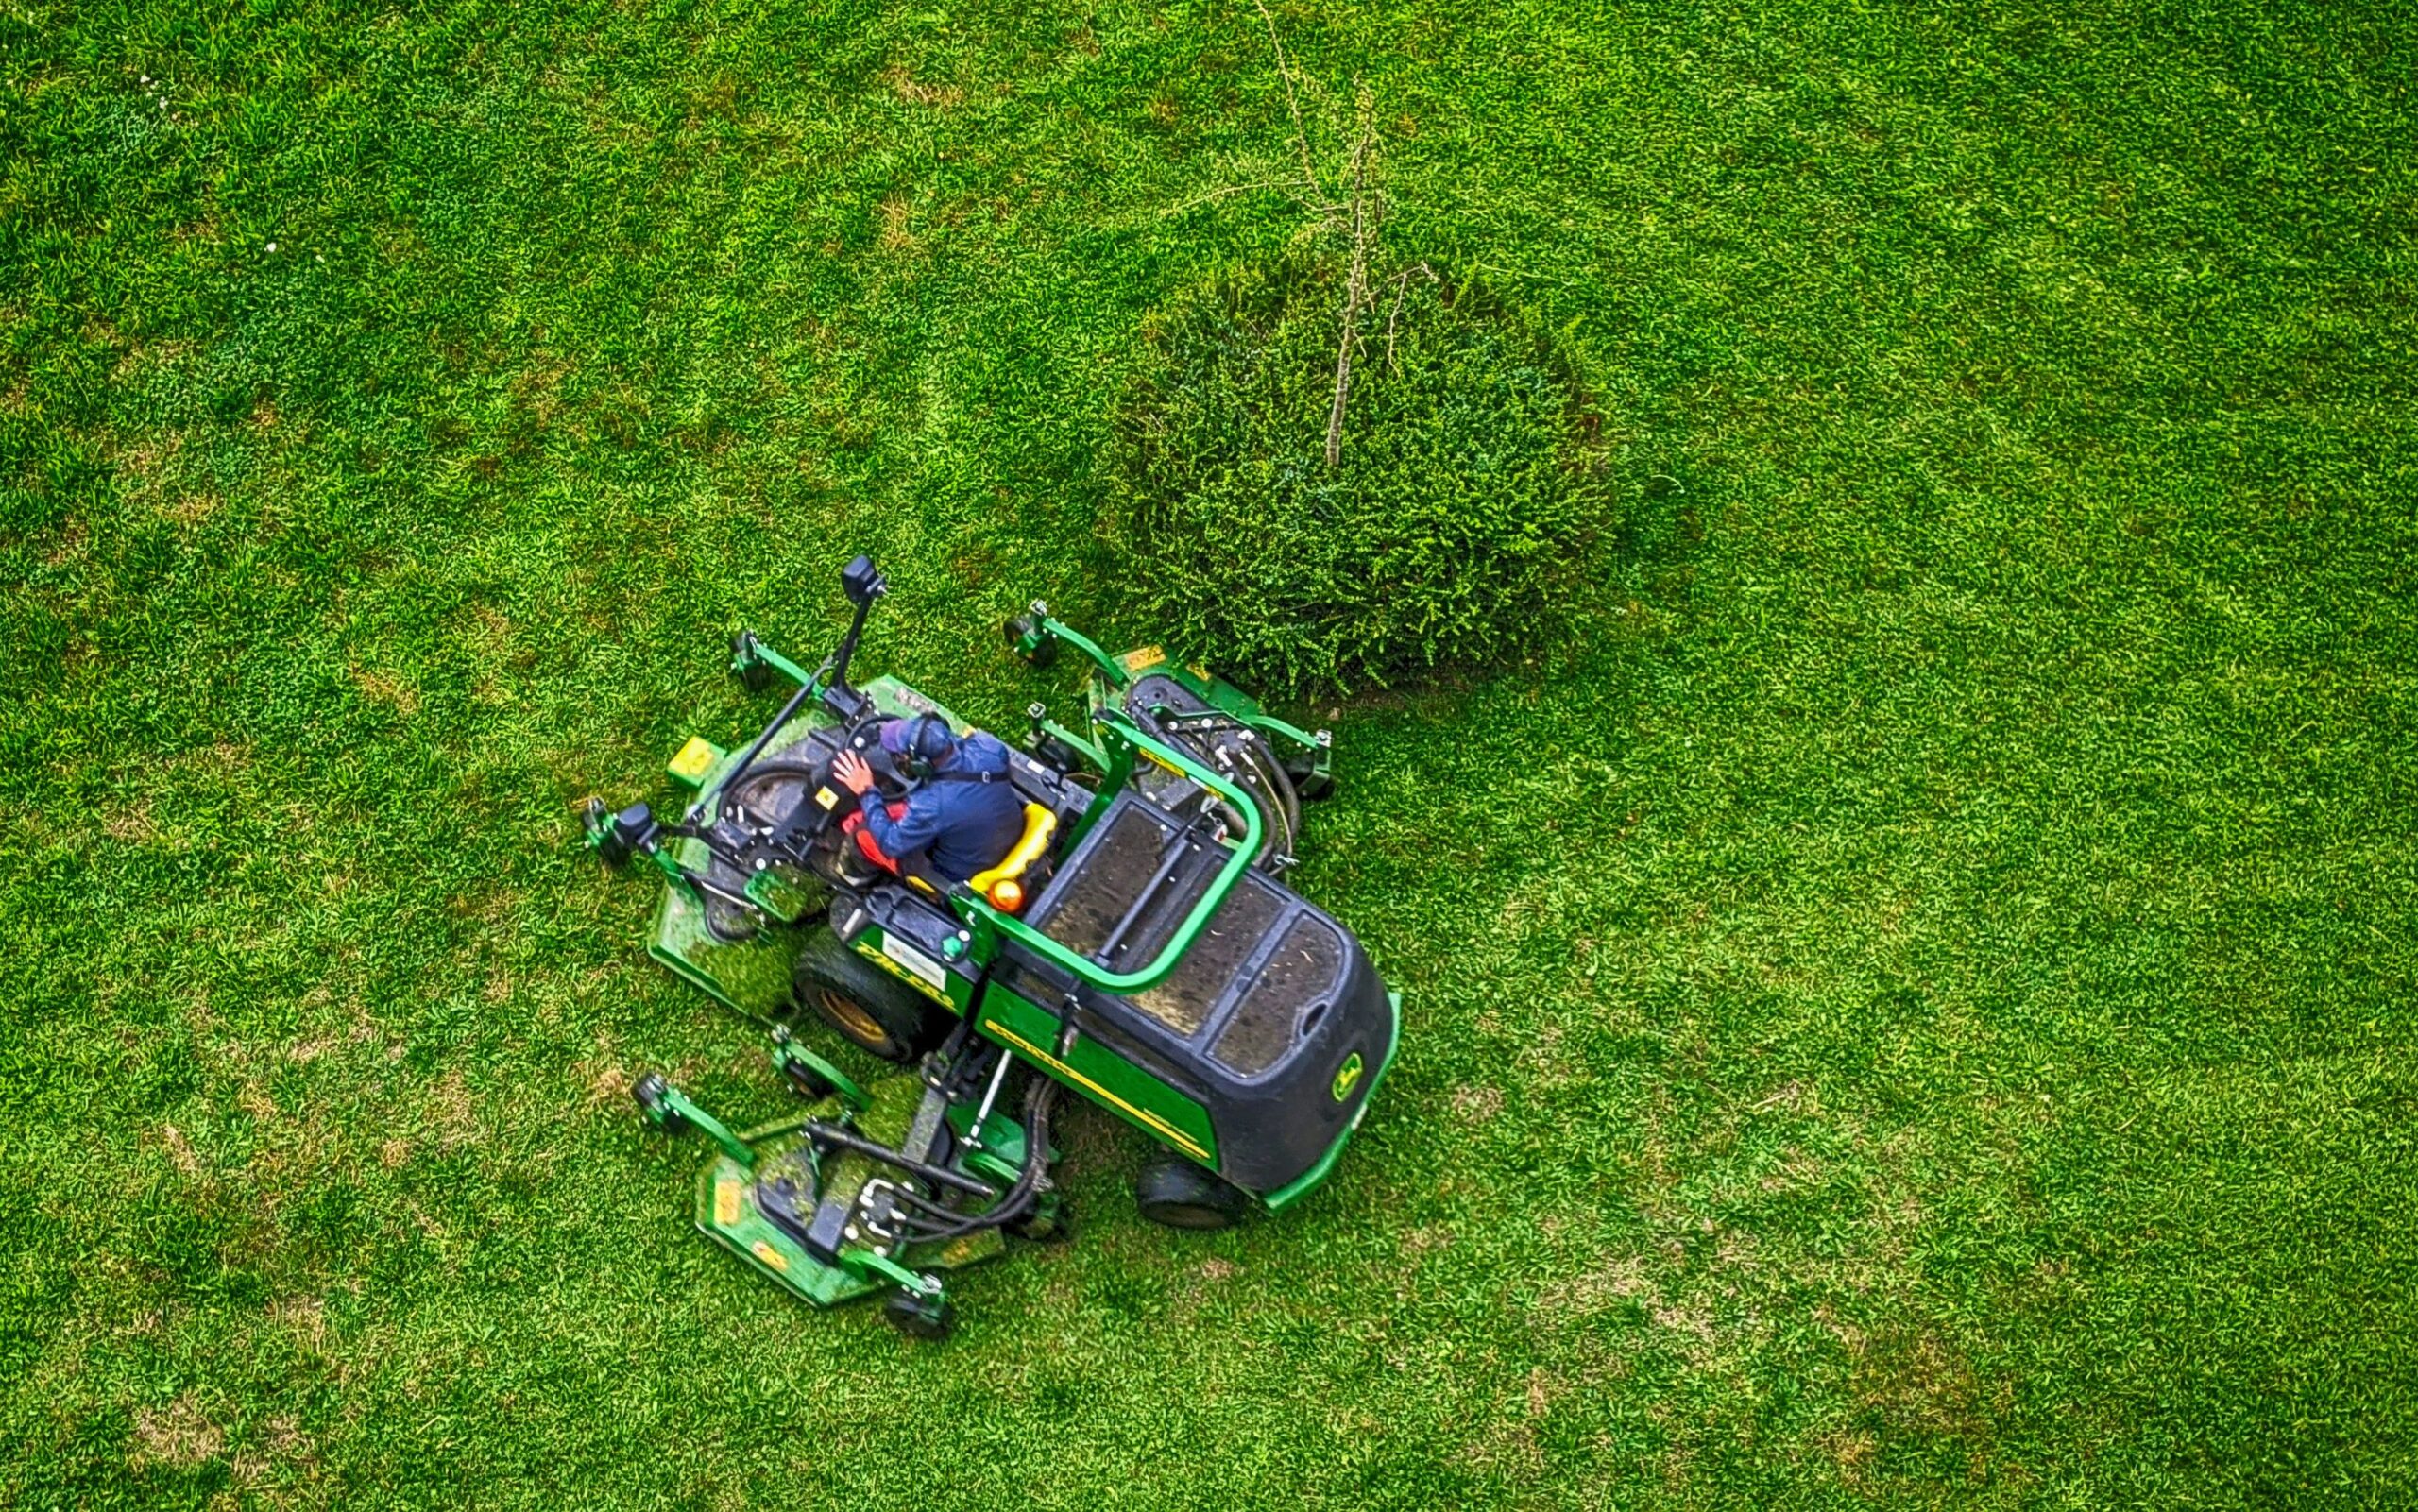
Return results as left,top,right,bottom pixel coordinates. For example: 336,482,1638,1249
647,869,798,1018
850,922,970,1011
690,1078,1004,1310
976,987,1218,1164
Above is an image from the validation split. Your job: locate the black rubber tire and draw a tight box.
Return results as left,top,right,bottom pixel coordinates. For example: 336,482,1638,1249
1134,1157,1250,1231
1003,614,1057,668
632,1072,689,1135
780,1059,834,1101
792,930,951,1063
1006,1194,1069,1244
730,631,774,692
884,1289,955,1341
1226,738,1302,868
584,798,631,868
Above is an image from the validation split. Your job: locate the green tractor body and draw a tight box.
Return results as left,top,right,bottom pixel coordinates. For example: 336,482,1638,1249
591,558,1399,1336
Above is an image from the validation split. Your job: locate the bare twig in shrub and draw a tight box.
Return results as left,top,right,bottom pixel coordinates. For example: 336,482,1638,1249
1324,83,1379,469
1254,0,1331,211
1383,261,1438,374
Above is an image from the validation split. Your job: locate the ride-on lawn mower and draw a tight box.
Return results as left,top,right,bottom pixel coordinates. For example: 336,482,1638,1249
583,556,1401,1338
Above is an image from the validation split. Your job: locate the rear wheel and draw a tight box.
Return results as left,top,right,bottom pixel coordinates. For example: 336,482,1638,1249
792,930,951,1063
1223,738,1301,865
1134,1157,1250,1231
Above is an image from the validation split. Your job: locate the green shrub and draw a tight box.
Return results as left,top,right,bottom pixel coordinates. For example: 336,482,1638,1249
1108,258,1611,693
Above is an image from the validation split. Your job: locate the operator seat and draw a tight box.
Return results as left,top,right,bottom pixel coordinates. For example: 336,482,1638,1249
967,804,1058,910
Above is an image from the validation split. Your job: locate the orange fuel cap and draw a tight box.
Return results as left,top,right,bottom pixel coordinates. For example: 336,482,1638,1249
988,878,1025,913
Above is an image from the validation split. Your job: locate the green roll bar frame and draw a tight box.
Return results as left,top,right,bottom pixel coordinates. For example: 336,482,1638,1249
949,707,1262,994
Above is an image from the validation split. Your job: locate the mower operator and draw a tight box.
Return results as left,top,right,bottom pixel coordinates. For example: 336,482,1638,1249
830,714,1025,883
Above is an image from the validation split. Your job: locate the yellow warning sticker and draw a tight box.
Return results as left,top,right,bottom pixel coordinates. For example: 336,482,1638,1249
814,787,840,810
1121,645,1167,672
750,1239,791,1273
714,1175,741,1227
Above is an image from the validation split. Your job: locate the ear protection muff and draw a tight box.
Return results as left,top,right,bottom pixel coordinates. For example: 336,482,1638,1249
896,714,954,781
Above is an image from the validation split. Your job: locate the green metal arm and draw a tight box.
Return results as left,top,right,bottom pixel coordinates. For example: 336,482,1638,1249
950,711,1262,994
636,1077,757,1170
1010,603,1131,688
1147,701,1324,753
730,632,819,689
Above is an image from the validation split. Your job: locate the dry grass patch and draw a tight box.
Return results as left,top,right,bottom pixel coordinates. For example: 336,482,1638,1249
884,64,962,109
424,1067,483,1151
877,195,918,254
1450,1083,1504,1123
268,1294,329,1351
129,1392,223,1471
350,665,421,715
102,796,157,842
156,1122,207,1178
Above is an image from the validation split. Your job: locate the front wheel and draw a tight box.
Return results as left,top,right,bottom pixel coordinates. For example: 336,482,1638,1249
1006,1193,1069,1244
792,930,951,1063
583,798,630,868
884,1288,955,1341
1134,1157,1250,1231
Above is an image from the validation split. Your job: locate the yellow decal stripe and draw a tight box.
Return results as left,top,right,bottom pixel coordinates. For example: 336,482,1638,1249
1139,747,1191,778
984,1022,1210,1161
853,937,956,1006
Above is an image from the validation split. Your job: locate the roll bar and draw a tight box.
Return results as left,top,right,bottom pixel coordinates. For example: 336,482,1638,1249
950,709,1262,995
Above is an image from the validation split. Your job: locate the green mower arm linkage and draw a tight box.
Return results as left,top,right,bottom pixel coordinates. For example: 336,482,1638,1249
633,1074,757,1170
950,711,1262,995
1143,701,1335,790
729,632,819,690
1007,603,1130,688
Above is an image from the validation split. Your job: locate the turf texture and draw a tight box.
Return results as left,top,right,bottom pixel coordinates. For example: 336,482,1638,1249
3,0,2414,1505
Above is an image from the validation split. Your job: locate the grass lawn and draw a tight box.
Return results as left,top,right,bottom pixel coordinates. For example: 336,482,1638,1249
5,0,2415,1505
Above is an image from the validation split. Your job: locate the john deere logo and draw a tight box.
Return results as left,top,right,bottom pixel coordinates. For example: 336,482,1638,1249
1331,1053,1364,1101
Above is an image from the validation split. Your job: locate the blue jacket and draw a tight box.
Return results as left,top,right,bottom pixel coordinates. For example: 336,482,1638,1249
856,730,1027,882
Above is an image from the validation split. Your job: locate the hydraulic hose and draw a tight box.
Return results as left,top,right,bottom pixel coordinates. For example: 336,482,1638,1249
892,1078,1058,1244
